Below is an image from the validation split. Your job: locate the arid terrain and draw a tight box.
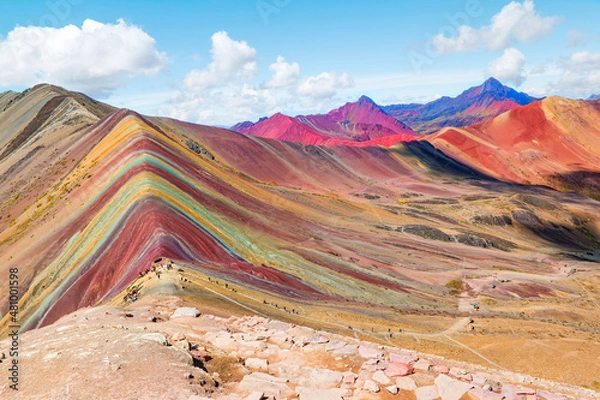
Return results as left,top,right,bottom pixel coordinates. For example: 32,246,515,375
2,264,599,399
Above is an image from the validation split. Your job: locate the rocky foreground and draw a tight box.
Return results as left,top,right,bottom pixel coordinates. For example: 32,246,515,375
1,290,599,400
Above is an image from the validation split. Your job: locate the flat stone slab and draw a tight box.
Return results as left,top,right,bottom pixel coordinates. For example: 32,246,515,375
390,352,418,364
310,368,343,389
372,370,392,385
435,374,473,400
325,340,346,351
304,334,329,345
413,359,432,372
416,385,440,400
358,345,383,359
396,376,418,391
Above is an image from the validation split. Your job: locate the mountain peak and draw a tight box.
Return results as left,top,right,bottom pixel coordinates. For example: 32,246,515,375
357,95,377,105
481,77,504,92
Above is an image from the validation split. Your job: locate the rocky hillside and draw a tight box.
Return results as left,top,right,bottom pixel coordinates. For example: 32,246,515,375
1,265,598,399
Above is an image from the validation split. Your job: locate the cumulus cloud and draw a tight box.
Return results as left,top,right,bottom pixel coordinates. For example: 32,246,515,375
164,31,353,126
297,72,353,99
551,51,600,96
486,48,527,86
0,19,167,96
165,31,353,125
265,56,300,88
433,0,560,54
183,31,258,90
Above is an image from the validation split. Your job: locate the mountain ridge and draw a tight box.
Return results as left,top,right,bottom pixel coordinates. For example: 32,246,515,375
383,77,539,134
1,84,600,391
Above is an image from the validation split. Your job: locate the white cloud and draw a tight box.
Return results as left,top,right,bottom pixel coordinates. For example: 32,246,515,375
0,19,167,96
551,51,600,96
164,31,353,125
433,26,480,54
297,72,353,99
265,56,300,88
486,48,527,86
183,31,258,90
433,0,560,54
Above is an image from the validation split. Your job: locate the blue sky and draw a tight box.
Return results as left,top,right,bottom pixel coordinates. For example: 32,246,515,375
0,0,599,125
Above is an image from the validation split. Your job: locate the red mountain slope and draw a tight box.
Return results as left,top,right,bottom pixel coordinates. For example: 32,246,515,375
236,96,419,147
426,97,600,193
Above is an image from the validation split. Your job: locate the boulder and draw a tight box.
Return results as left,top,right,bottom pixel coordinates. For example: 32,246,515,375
386,385,399,395
385,362,413,377
363,380,380,393
170,307,201,319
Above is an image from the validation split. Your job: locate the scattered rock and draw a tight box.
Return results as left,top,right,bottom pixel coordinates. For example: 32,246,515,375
435,374,474,400
415,385,440,400
325,340,346,351
245,357,269,371
304,334,329,345
170,307,201,319
358,345,383,359
386,385,399,395
433,364,450,374
396,377,417,391
390,352,418,364
343,373,357,384
310,368,343,389
363,379,380,393
413,359,432,372
171,332,186,341
385,362,413,377
332,344,357,356
372,370,392,385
